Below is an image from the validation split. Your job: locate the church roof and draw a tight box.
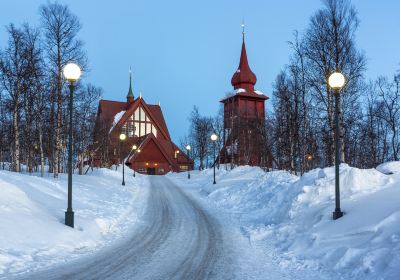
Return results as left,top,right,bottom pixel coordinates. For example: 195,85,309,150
98,100,126,121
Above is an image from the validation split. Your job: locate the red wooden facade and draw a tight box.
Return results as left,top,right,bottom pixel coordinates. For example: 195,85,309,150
219,33,272,167
92,73,193,175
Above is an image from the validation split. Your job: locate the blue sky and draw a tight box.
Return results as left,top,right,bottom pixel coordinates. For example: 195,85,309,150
0,0,399,143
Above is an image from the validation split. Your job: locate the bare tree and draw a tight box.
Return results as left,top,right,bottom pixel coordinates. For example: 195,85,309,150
0,24,27,172
374,76,400,160
303,0,366,165
40,1,87,177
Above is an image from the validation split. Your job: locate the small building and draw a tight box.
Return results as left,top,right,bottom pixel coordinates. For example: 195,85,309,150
219,32,272,168
91,72,193,175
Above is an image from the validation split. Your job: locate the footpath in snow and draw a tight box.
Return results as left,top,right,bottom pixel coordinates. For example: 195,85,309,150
168,162,400,280
0,167,149,278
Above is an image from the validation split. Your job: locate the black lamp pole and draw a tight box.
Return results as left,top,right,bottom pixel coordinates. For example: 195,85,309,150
333,88,343,220
121,140,125,186
187,148,191,179
132,150,136,177
213,141,216,184
65,82,75,228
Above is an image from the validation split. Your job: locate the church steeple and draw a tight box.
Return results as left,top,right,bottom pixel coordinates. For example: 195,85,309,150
127,67,134,103
231,27,257,91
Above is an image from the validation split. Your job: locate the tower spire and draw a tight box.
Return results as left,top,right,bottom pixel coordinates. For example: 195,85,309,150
127,66,134,102
231,23,257,91
241,19,245,40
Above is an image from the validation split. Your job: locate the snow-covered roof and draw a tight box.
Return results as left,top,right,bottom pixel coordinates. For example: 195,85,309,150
235,88,246,94
109,110,126,133
254,90,264,95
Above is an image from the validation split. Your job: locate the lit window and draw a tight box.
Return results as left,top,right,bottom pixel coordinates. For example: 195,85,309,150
140,107,146,121
140,123,146,137
146,123,151,135
134,108,140,120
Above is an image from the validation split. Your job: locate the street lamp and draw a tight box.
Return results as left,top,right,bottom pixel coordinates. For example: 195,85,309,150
63,62,81,228
306,154,313,171
210,133,218,184
186,145,191,179
131,144,137,177
119,133,126,186
328,71,345,220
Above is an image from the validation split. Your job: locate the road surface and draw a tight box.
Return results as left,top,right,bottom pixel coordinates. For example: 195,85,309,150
13,176,233,280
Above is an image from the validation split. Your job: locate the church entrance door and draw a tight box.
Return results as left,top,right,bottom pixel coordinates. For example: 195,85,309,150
147,168,156,175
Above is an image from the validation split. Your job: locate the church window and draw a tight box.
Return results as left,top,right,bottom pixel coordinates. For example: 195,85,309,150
126,106,159,138
179,165,188,171
134,108,140,120
140,123,146,137
146,123,151,135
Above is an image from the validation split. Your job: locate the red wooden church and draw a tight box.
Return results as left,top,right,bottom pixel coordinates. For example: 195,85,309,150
219,32,272,168
92,72,193,175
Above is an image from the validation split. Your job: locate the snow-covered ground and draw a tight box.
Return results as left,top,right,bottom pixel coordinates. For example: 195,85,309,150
2,162,400,279
0,166,148,277
168,163,400,280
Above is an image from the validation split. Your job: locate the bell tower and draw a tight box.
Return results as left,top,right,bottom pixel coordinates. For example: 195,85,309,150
219,30,271,167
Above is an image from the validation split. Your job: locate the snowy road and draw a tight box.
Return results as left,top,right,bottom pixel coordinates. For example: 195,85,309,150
13,176,232,280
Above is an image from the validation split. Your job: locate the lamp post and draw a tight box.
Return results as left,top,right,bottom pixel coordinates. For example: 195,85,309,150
306,154,313,171
119,133,126,186
186,144,191,179
328,71,345,220
131,144,137,177
211,133,218,184
63,62,81,228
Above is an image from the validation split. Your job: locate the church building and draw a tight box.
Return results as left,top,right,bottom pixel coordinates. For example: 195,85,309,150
219,31,272,168
92,72,193,175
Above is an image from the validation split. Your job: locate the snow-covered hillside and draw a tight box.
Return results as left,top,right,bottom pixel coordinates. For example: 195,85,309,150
0,167,148,276
168,163,400,280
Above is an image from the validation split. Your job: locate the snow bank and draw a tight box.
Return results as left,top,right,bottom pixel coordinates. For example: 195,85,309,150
168,163,400,280
376,161,400,174
0,167,148,277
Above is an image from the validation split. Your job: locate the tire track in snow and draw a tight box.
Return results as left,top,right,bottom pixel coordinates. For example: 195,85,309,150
12,176,232,280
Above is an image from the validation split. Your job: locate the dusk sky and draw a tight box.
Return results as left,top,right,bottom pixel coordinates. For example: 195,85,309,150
0,0,399,143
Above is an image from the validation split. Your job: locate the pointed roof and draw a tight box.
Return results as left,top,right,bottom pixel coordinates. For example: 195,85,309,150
109,97,171,141
231,33,257,91
127,68,134,102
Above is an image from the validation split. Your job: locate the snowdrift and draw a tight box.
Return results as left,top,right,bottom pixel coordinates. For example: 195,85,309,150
0,167,148,277
169,163,400,280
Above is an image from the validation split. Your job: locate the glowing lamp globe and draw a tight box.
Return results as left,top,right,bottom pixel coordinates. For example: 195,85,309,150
119,133,126,141
63,63,81,82
186,145,191,151
328,72,345,90
132,145,137,150
210,133,218,141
